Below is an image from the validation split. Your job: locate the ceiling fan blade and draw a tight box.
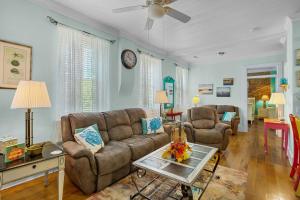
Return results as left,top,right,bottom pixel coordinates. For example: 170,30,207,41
112,5,146,13
145,17,154,30
164,6,191,23
163,0,178,4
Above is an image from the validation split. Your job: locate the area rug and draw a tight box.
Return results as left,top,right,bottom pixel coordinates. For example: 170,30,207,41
87,165,247,200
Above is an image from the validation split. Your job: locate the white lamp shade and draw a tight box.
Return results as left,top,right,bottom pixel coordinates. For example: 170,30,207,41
269,93,286,105
11,81,51,109
154,90,169,104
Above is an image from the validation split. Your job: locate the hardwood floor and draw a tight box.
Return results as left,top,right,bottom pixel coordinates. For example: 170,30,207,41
0,120,298,200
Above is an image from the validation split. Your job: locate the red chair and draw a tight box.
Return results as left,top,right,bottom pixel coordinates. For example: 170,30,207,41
289,114,300,190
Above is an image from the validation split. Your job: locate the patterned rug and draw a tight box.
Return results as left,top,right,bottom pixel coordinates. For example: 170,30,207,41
87,165,247,200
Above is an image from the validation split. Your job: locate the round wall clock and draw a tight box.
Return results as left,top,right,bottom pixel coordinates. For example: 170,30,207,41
121,49,137,69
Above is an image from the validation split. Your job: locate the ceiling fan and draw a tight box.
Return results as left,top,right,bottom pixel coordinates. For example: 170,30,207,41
112,0,191,30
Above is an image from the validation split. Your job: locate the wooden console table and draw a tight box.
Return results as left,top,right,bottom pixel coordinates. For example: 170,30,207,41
0,142,65,200
263,118,289,155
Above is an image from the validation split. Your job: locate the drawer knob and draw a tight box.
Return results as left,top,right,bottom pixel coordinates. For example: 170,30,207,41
32,165,37,169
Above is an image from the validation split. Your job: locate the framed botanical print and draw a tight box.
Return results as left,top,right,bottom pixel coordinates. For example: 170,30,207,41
0,40,32,89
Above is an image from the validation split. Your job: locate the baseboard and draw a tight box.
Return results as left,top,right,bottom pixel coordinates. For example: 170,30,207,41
1,168,57,190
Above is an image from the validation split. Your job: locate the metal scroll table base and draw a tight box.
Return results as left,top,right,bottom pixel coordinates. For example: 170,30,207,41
130,154,220,200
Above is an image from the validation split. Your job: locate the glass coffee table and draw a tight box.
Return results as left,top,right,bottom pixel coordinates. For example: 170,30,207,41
131,142,219,200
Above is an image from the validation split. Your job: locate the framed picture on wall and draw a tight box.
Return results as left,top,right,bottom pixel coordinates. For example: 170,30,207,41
0,40,32,89
223,78,234,85
216,87,231,97
296,49,300,66
297,70,300,87
198,84,213,95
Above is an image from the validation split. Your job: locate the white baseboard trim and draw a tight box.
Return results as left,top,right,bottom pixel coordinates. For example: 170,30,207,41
1,169,57,190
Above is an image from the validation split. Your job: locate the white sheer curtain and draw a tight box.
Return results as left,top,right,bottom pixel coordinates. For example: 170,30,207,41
139,53,162,109
57,24,110,116
175,66,189,110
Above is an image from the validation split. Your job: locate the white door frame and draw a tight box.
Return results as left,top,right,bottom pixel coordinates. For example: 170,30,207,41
240,62,283,132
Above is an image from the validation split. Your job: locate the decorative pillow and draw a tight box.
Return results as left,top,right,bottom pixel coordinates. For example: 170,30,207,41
141,117,164,134
74,124,104,154
222,112,236,122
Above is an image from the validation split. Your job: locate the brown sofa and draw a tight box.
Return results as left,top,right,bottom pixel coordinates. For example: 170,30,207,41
205,105,240,134
61,108,170,195
184,107,232,150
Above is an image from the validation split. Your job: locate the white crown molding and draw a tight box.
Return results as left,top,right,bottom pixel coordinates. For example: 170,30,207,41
29,0,120,37
190,50,285,66
171,32,286,56
29,0,192,66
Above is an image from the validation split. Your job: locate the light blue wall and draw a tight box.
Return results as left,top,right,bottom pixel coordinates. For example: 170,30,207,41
189,54,285,132
0,0,181,143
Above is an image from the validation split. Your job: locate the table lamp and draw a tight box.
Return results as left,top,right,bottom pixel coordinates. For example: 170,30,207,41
269,92,286,121
11,81,51,148
261,95,269,108
155,90,169,117
192,95,200,107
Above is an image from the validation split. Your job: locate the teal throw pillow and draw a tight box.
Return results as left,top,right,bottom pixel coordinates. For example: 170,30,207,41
74,124,104,154
222,112,236,122
141,117,164,134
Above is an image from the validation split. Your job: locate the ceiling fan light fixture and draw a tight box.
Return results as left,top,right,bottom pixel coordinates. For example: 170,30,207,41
149,4,165,18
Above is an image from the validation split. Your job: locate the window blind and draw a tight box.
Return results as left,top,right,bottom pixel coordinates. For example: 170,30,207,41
57,24,110,116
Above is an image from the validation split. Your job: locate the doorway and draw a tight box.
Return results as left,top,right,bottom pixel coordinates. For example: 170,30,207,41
240,63,282,132
247,69,277,125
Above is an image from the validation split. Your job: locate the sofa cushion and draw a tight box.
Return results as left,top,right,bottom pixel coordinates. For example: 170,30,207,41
120,135,155,160
192,120,215,129
95,141,131,175
125,108,146,135
190,107,216,121
103,110,133,141
69,113,109,144
217,105,235,114
205,105,217,110
143,133,170,149
194,128,223,144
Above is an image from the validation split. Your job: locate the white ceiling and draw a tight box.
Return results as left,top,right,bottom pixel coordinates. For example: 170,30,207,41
34,0,300,65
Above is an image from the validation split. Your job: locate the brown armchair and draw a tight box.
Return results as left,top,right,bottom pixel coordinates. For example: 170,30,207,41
206,105,240,135
184,107,232,150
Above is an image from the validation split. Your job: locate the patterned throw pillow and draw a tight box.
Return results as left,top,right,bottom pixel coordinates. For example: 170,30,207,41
141,117,164,134
222,112,236,122
74,124,104,154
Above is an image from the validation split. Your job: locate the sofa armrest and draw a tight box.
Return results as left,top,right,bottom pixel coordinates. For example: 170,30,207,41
230,116,240,134
215,122,231,134
63,141,97,175
183,122,195,142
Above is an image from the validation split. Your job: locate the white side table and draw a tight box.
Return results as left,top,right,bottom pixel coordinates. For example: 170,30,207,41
0,142,65,200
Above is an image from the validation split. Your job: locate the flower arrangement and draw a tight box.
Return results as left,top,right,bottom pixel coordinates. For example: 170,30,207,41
162,141,192,162
162,128,192,162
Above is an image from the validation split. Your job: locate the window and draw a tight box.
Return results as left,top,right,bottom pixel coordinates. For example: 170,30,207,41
57,24,110,115
176,66,189,108
139,53,162,109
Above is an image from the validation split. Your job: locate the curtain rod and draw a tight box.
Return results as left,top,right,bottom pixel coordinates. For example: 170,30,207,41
47,16,116,44
137,49,165,61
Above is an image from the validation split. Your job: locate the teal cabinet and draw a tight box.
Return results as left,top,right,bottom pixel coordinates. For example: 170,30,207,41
163,76,175,109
